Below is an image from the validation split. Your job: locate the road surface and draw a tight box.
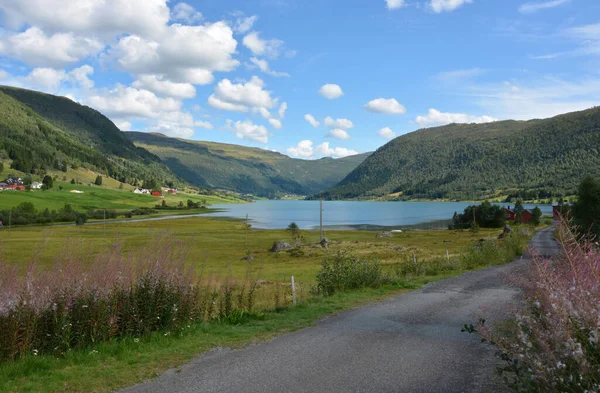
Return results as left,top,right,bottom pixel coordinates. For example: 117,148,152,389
121,227,559,393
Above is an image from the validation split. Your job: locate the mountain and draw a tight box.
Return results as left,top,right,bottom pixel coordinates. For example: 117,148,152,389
0,86,177,186
126,131,371,197
317,107,600,201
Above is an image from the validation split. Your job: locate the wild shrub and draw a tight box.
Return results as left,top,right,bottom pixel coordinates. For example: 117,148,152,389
314,253,384,296
473,220,600,392
0,233,271,361
461,230,530,270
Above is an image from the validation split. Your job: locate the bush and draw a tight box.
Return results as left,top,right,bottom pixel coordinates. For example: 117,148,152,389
460,230,530,270
314,253,385,296
473,220,600,392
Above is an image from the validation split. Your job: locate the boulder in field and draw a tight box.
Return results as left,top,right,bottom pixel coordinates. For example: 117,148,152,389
376,231,393,239
270,241,293,253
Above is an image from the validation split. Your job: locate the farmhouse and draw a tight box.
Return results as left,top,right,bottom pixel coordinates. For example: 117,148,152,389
504,208,534,225
134,188,151,195
151,191,163,197
0,178,25,191
167,188,177,195
31,182,43,189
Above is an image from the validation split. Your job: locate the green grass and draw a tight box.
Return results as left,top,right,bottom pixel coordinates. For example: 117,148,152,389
0,286,408,393
0,216,503,284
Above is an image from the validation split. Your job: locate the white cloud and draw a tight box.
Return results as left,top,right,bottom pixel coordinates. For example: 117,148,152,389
249,57,290,77
269,118,282,129
287,140,314,158
327,129,351,140
414,108,497,127
108,22,238,85
150,121,195,138
386,0,407,10
227,119,270,143
16,65,95,92
364,98,406,114
195,120,214,130
304,114,320,128
132,74,196,99
232,13,258,34
87,84,181,119
318,83,344,99
315,142,358,158
0,69,9,80
519,0,569,14
0,0,171,39
429,0,473,13
243,32,284,59
171,3,203,24
208,76,276,113
113,120,132,131
24,68,68,91
378,127,396,139
287,140,358,159
69,64,95,89
324,116,354,129
278,102,287,119
0,27,103,67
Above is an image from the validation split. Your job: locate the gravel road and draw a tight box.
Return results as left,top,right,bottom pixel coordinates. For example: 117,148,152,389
120,226,559,393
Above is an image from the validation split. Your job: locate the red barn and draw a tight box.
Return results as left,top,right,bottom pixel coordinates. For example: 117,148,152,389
521,210,533,225
151,191,162,197
504,208,517,221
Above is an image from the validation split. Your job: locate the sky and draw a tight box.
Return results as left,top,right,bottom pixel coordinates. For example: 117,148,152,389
0,0,599,159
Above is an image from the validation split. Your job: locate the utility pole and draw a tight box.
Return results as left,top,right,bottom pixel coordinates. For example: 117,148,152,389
8,210,11,236
245,213,249,247
319,199,323,242
103,209,106,239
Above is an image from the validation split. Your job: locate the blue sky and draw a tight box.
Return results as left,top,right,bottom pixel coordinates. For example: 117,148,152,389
0,0,599,158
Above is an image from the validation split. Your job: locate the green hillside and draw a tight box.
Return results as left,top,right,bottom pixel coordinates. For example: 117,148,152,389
0,86,176,186
317,106,600,201
126,132,370,197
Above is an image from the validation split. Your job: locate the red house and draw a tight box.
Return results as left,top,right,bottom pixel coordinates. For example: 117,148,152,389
521,210,533,225
505,208,533,224
504,208,516,221
151,191,162,197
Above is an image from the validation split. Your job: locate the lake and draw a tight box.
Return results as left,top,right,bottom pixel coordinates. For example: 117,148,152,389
205,200,553,230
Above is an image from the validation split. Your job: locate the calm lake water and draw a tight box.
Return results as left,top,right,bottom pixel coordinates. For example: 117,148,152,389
205,200,553,230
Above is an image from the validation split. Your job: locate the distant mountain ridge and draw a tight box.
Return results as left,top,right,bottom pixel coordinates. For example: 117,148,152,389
126,132,371,197
317,107,600,201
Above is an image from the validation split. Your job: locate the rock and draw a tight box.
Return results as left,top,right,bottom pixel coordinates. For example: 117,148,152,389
241,255,255,261
376,231,394,239
269,241,293,253
320,238,331,249
443,240,452,243
394,246,405,251
498,225,512,239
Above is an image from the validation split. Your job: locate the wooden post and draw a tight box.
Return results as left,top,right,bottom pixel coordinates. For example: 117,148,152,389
103,209,106,239
8,210,11,236
446,250,450,262
319,199,323,242
291,276,296,306
245,214,249,247
413,254,417,264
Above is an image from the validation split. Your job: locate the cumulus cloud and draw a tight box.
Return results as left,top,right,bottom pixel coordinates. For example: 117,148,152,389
171,3,203,23
0,27,103,67
24,68,68,91
249,57,290,77
287,140,314,158
327,129,351,140
429,0,473,13
107,22,238,85
415,108,497,127
10,65,96,93
208,76,276,114
226,119,270,143
287,140,358,159
519,0,569,14
304,114,320,128
87,85,182,119
132,74,196,99
243,32,284,59
386,0,407,10
268,118,282,129
378,127,397,139
324,116,354,129
113,120,132,131
318,83,344,99
278,102,287,119
364,98,406,114
0,0,171,39
315,142,358,158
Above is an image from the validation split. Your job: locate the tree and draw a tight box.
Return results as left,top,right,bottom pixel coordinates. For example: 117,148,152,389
572,176,600,236
42,175,53,190
95,175,103,186
119,182,124,190
70,178,76,184
287,222,300,239
514,199,525,224
532,206,542,226
452,201,506,229
0,162,3,173
143,178,158,190
22,175,32,186
75,213,87,226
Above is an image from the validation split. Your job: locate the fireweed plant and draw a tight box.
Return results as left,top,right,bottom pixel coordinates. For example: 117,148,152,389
0,232,274,361
473,219,600,392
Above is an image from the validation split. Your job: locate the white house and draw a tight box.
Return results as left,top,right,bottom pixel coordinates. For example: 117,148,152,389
134,188,151,195
31,182,43,189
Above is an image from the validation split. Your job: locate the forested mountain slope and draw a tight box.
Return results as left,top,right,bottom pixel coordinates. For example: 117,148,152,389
0,86,176,185
127,132,370,197
317,107,600,200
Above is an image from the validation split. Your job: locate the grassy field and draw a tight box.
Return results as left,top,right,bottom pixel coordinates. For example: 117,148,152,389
0,214,530,393
1,216,503,284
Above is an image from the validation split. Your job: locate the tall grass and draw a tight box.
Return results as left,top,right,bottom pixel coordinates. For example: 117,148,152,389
0,233,286,361
313,253,386,296
476,220,600,392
